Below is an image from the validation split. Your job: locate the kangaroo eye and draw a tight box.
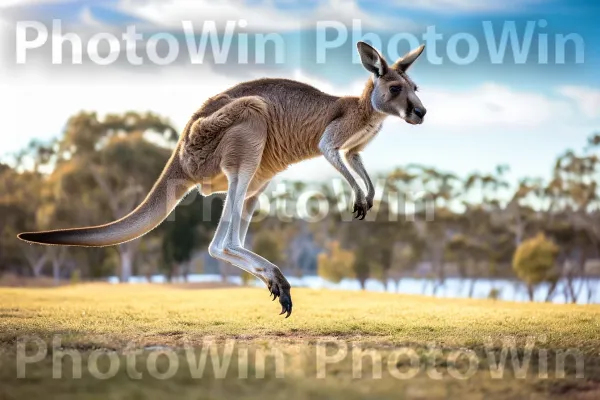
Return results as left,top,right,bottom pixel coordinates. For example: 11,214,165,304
389,86,402,95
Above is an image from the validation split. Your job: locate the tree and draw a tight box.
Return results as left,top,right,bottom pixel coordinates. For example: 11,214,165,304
384,168,425,291
0,153,51,277
48,247,68,284
161,195,220,282
138,236,162,282
353,242,374,290
240,270,254,286
252,230,284,266
445,229,500,297
47,111,179,282
512,233,559,301
547,140,600,302
317,241,355,284
409,165,460,294
544,221,592,303
357,199,397,291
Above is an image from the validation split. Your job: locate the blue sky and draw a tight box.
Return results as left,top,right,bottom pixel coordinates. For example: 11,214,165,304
0,0,598,186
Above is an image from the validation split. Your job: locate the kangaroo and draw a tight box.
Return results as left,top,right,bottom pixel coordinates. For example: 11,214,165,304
18,41,427,318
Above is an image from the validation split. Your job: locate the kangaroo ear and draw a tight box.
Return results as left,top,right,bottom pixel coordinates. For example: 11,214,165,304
393,44,425,72
357,41,388,77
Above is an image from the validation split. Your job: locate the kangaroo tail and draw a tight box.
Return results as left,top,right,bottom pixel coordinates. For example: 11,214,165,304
18,146,197,247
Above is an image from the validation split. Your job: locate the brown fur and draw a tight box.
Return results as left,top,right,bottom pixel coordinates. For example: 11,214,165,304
179,76,381,193
17,42,427,318
180,95,269,180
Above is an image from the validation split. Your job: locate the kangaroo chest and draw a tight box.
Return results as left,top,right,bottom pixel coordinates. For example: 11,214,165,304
341,118,384,151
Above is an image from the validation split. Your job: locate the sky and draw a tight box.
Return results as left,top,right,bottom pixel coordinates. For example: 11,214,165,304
0,0,599,186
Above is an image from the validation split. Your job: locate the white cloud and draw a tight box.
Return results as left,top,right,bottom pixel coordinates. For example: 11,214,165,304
290,68,365,97
418,83,574,128
0,62,590,154
280,75,585,132
390,0,548,13
0,0,73,8
114,0,413,31
0,0,593,186
0,60,241,154
0,13,594,186
79,6,109,29
557,86,600,120
0,62,364,157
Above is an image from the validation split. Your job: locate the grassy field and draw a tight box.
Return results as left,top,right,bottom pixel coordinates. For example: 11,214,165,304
0,284,599,399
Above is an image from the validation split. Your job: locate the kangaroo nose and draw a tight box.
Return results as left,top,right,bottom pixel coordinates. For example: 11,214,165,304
413,107,426,119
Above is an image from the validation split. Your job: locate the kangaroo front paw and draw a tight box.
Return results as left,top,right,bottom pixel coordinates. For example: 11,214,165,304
267,270,292,318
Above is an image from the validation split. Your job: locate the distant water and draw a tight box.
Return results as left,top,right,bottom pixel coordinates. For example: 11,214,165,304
107,274,600,304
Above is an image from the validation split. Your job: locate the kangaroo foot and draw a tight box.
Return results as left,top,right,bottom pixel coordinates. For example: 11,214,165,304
267,269,292,318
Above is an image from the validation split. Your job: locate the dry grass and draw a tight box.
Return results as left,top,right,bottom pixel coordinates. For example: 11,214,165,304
0,273,68,288
0,284,598,399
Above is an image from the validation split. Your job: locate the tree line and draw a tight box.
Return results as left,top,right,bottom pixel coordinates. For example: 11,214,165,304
1,111,598,302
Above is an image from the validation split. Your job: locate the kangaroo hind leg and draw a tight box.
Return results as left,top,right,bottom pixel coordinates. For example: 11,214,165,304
207,114,292,317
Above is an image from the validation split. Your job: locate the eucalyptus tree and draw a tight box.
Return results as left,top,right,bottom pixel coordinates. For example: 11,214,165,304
407,164,460,294
46,111,179,281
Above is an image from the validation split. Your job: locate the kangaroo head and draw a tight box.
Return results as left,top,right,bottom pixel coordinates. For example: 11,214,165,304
357,41,426,125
